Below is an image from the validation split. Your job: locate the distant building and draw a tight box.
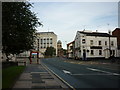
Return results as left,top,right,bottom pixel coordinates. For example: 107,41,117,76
112,28,120,57
35,32,57,57
67,41,75,58
57,40,63,57
74,30,117,60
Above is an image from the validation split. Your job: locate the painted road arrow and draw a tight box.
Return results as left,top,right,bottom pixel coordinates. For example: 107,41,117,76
63,70,71,74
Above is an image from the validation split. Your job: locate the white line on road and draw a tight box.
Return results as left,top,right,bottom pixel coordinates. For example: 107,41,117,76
63,70,71,74
62,69,120,76
69,74,119,76
87,67,120,76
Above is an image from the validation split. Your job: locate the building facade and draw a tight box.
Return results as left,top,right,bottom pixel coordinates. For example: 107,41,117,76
74,30,117,60
67,41,75,58
35,32,57,57
112,28,120,57
57,40,63,57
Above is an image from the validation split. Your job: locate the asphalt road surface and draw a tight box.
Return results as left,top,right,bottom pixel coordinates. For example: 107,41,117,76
41,57,120,89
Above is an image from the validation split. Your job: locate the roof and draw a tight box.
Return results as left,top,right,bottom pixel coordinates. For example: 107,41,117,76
78,31,116,37
36,32,57,35
67,41,75,46
113,28,120,32
37,32,54,34
57,40,62,44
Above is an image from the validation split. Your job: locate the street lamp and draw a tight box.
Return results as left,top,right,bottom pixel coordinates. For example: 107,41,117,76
37,38,39,51
108,30,111,58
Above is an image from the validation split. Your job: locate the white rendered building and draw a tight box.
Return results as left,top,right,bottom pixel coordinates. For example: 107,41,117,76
74,30,117,60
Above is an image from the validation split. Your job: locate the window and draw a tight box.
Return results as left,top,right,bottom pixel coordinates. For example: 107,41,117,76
41,39,43,43
99,50,102,55
47,38,49,43
50,38,52,43
99,41,101,45
70,46,73,50
50,44,52,47
82,39,85,44
105,41,107,46
111,41,114,46
91,50,94,55
90,40,93,45
44,38,46,43
60,45,61,47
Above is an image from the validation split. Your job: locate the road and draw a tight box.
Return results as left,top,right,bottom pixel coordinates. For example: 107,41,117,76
41,57,120,89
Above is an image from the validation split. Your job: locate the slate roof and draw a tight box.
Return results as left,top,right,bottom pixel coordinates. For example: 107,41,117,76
79,31,116,37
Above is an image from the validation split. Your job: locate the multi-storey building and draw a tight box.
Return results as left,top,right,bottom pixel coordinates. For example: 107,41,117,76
67,41,75,58
74,30,117,60
35,32,57,57
112,28,120,57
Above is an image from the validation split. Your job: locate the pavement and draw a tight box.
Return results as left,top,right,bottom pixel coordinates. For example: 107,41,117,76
13,58,71,90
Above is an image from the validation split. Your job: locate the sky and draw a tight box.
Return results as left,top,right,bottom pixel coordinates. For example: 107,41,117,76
30,1,118,49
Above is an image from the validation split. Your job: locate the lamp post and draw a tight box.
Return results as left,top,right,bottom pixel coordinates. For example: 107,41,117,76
108,30,111,58
37,38,39,64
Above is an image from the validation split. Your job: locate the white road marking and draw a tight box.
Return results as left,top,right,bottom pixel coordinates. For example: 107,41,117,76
87,67,120,76
70,74,118,76
63,70,71,74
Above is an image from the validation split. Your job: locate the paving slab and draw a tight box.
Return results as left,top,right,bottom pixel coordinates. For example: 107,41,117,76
13,59,70,89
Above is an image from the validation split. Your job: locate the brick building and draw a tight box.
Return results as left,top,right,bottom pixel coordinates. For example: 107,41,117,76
112,28,120,57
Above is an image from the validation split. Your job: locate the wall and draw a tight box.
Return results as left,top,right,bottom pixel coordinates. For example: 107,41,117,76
75,31,117,59
36,32,57,57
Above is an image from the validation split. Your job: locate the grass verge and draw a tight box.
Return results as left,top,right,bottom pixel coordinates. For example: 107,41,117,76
2,66,26,88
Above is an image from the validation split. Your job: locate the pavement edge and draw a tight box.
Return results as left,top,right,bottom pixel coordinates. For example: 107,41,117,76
41,61,76,90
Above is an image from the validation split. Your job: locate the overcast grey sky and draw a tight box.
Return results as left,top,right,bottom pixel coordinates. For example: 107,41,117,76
30,1,118,49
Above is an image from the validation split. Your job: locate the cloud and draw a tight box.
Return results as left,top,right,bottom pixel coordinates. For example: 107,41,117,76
31,2,118,49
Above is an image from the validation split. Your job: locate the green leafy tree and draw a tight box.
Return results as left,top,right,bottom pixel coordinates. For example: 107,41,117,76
2,2,42,61
44,47,56,57
62,49,67,55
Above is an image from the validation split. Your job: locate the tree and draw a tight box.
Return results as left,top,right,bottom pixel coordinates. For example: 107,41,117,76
62,49,67,56
44,47,56,57
2,2,42,60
